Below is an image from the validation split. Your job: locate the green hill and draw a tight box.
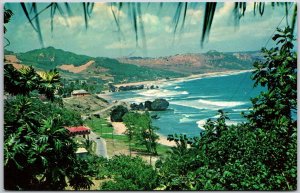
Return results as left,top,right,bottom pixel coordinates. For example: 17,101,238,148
16,46,93,70
92,57,183,83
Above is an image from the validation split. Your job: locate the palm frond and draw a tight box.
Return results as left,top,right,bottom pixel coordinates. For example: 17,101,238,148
180,2,188,31
111,3,121,33
173,2,183,34
201,2,217,46
4,8,13,24
132,3,139,47
20,3,38,32
31,3,44,47
291,4,297,35
137,3,147,51
83,2,88,29
234,2,247,26
15,2,298,49
64,3,73,17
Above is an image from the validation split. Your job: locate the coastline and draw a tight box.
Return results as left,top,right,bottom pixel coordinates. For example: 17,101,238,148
103,69,254,147
113,69,253,89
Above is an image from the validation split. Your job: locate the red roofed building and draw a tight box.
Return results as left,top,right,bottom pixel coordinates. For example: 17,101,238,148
66,126,91,137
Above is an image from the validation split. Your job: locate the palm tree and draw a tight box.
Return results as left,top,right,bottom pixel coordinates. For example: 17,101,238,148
4,64,40,96
4,65,62,101
37,69,61,101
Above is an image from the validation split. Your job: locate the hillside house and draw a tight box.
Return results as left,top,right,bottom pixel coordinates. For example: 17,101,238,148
66,126,91,138
71,89,90,97
76,147,88,158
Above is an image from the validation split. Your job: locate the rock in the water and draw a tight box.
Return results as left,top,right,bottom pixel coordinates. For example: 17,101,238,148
119,85,144,91
110,105,129,122
138,102,145,110
145,101,152,110
130,102,145,111
151,99,169,111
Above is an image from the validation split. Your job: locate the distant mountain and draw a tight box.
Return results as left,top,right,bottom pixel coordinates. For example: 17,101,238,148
118,50,262,75
15,46,93,70
4,47,262,86
4,47,183,84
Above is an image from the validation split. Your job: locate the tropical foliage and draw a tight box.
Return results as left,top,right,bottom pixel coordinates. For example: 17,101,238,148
100,155,158,190
4,65,93,190
123,112,159,155
4,64,61,101
155,27,297,191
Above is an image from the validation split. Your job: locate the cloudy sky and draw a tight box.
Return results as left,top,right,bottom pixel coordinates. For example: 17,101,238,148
4,2,296,58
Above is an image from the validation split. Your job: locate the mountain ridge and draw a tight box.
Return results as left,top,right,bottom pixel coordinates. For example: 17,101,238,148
4,46,261,82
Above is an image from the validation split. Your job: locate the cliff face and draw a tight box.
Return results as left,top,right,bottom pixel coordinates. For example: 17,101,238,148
118,51,261,75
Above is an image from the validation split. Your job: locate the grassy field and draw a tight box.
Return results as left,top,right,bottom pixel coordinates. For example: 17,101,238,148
85,118,114,135
85,117,171,158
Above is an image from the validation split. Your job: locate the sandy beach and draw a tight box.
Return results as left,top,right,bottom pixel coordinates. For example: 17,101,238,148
111,122,127,135
113,69,253,88
105,69,254,147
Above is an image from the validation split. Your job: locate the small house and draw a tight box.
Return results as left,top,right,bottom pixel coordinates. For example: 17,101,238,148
71,89,90,97
76,147,88,157
66,126,91,138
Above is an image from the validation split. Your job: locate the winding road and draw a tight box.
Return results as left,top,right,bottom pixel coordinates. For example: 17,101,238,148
89,131,108,158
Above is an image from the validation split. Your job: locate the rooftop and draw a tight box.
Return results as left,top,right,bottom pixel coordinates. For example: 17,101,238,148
66,126,90,134
71,89,89,95
76,147,88,154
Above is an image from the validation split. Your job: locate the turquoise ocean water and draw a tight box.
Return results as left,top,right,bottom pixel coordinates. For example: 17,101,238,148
103,71,265,137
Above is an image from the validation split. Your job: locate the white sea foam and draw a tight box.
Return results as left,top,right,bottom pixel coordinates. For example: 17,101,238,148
172,70,252,85
171,99,246,111
232,108,251,112
121,97,151,103
196,119,239,129
174,86,181,89
171,100,216,110
181,91,189,95
139,89,189,98
196,120,207,129
197,99,246,107
179,117,194,123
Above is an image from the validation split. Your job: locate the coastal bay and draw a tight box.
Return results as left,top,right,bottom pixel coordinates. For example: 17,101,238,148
100,69,264,139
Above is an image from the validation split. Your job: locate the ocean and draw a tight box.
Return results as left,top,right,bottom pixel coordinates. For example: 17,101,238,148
102,71,265,137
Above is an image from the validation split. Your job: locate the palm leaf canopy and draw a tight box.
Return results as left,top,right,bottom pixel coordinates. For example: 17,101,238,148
7,2,296,48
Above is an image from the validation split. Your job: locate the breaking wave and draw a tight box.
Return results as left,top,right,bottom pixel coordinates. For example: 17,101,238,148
138,89,189,98
197,119,239,130
197,99,246,107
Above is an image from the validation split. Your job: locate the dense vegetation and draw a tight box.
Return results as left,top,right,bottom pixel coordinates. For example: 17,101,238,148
4,27,296,190
4,66,93,190
155,27,297,190
93,57,183,83
123,112,159,155
16,46,93,70
99,155,158,190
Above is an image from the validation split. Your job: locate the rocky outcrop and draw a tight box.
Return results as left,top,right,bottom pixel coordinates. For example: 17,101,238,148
108,83,116,92
151,99,169,111
110,105,129,122
130,102,145,111
145,101,152,110
130,99,169,111
119,85,144,91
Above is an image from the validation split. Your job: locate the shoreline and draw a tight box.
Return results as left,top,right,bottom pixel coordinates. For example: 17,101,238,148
103,69,254,147
113,69,254,88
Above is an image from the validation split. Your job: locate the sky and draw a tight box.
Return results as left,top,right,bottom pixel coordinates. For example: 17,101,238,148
4,2,297,58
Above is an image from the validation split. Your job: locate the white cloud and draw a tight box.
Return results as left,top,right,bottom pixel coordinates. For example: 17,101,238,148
105,41,134,49
142,13,159,25
187,9,203,25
